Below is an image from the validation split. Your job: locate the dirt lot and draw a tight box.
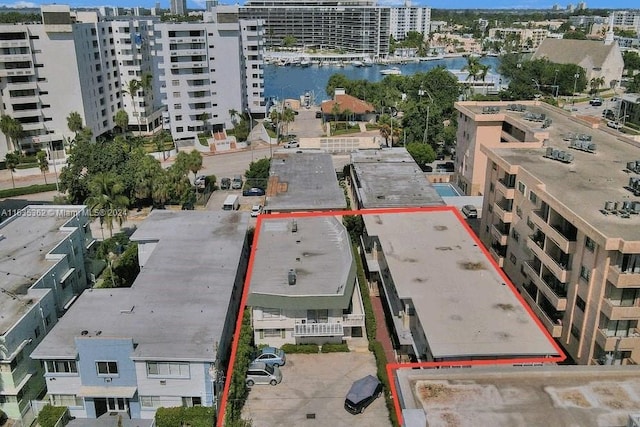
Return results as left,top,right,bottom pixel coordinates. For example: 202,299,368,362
241,352,390,427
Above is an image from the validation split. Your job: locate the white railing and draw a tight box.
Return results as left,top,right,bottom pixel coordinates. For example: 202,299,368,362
294,323,343,337
342,314,365,326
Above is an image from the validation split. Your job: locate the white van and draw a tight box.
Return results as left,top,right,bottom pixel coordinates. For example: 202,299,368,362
223,194,240,211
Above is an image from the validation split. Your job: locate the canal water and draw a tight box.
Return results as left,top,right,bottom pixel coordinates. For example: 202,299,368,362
263,56,501,103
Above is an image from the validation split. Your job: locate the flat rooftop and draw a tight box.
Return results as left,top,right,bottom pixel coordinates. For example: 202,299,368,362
351,148,444,208
32,210,249,361
464,101,640,242
363,210,559,359
247,216,353,307
0,205,86,335
396,365,640,427
266,152,346,212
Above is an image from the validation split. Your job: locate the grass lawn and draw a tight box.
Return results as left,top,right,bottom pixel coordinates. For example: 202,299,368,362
143,141,175,153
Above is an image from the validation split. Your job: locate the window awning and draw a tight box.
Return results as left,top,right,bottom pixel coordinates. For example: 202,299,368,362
78,386,137,398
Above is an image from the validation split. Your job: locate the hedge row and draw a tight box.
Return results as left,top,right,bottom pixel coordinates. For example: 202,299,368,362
321,343,350,353
225,307,254,425
281,343,319,354
37,405,67,427
0,183,57,198
155,406,215,427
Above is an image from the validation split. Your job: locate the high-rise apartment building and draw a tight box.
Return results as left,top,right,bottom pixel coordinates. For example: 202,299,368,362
239,0,390,58
455,100,640,365
156,6,264,143
389,1,431,41
170,0,187,16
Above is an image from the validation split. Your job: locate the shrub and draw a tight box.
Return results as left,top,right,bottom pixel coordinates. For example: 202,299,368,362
224,308,254,425
155,406,215,427
321,343,350,353
0,183,57,198
37,405,67,427
370,341,399,427
281,343,319,354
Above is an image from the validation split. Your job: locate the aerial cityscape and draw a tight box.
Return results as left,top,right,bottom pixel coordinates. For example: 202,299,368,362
0,1,640,426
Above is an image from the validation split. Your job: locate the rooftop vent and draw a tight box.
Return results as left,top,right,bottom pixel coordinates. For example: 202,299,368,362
569,139,596,153
626,161,640,174
544,147,573,163
288,269,297,286
627,177,640,196
292,219,298,233
506,104,526,112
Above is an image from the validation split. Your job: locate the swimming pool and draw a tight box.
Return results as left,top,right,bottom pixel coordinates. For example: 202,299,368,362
433,183,462,197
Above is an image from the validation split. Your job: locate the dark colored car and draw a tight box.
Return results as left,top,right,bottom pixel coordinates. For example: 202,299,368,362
344,375,382,415
315,111,322,118
243,187,265,197
220,177,231,190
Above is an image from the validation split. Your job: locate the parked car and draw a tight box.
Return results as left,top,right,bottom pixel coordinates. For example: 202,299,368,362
246,362,282,387
194,175,206,187
250,205,263,218
232,175,243,189
602,109,615,120
220,177,231,190
462,205,478,219
344,375,382,415
607,121,623,130
243,187,265,197
435,152,445,161
252,346,286,367
589,98,603,106
283,141,299,148
315,111,322,119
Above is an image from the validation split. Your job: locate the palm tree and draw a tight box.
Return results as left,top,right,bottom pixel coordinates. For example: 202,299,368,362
153,130,171,161
122,79,141,134
37,151,49,184
0,115,23,153
152,173,171,208
342,108,353,130
590,76,605,95
331,102,341,134
4,152,18,188
282,108,295,136
187,150,203,182
461,56,482,81
114,110,130,135
66,112,83,139
379,123,391,146
198,112,211,135
85,172,129,238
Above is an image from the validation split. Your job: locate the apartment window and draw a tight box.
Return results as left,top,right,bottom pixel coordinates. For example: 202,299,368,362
529,191,538,205
51,394,83,407
526,217,534,229
509,253,517,264
262,308,281,319
45,314,52,326
307,309,328,323
516,206,522,218
518,181,526,194
174,104,182,110
176,127,183,132
576,296,586,312
46,360,77,374
511,229,520,242
585,237,595,252
147,362,189,378
489,183,494,193
172,80,180,86
262,329,283,338
571,324,581,338
173,92,181,98
96,361,119,376
140,396,162,408
488,205,493,213
580,266,591,282
182,396,202,407
175,115,182,121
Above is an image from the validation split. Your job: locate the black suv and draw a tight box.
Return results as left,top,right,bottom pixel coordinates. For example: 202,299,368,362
220,177,231,190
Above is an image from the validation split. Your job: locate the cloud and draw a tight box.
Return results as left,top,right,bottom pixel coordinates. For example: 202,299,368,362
0,1,39,7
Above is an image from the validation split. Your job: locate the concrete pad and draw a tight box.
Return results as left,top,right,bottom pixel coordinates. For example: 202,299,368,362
242,353,389,427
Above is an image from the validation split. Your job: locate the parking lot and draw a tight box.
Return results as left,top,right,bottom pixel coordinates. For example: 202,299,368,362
241,352,390,427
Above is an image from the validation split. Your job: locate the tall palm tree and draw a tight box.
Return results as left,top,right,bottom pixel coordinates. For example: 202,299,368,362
37,151,49,184
0,115,23,153
122,79,141,134
152,174,171,208
114,110,130,136
282,108,295,136
139,72,153,133
379,123,391,146
4,152,18,188
461,56,482,82
590,76,605,95
153,130,171,161
66,112,83,139
187,150,203,182
85,172,130,238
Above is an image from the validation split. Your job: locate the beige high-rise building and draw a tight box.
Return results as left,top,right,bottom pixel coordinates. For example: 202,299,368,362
455,100,640,365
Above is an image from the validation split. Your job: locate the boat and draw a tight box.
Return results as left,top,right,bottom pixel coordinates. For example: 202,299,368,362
300,58,311,67
362,58,373,67
352,60,364,67
380,66,401,76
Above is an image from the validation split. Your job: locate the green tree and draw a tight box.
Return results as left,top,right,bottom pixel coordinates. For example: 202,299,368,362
115,110,130,135
85,172,130,238
282,35,297,47
123,79,141,133
187,150,203,182
623,51,640,73
66,111,83,139
342,108,353,130
37,151,49,184
4,152,18,188
406,142,436,166
379,123,391,146
152,173,172,208
331,102,341,135
461,55,482,81
153,130,172,161
0,115,23,153
245,158,270,190
281,108,295,136
111,243,140,287
563,30,587,40
198,112,211,135
589,76,605,95
628,73,640,93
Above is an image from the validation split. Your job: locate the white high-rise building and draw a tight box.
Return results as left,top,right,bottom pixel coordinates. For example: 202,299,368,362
170,0,187,15
389,1,431,41
156,6,264,143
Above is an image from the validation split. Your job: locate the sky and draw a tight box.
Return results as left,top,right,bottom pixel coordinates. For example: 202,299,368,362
0,0,633,10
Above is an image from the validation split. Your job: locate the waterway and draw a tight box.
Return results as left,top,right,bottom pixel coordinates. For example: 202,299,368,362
263,56,501,103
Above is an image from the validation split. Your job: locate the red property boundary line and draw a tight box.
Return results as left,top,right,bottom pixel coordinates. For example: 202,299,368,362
217,206,566,426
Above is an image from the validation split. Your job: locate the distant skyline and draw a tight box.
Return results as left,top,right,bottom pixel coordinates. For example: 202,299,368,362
0,0,634,10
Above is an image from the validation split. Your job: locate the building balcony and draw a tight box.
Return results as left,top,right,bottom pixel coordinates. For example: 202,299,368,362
601,299,640,320
341,314,365,327
521,290,562,337
494,179,515,199
0,40,29,48
10,95,39,104
0,54,31,63
530,214,575,253
608,265,640,288
0,67,33,77
595,328,640,352
493,200,513,223
489,245,506,268
294,322,344,337
491,223,509,246
12,109,40,119
536,274,568,311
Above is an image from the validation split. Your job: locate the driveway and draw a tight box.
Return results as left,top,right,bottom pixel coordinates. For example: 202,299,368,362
241,352,389,427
